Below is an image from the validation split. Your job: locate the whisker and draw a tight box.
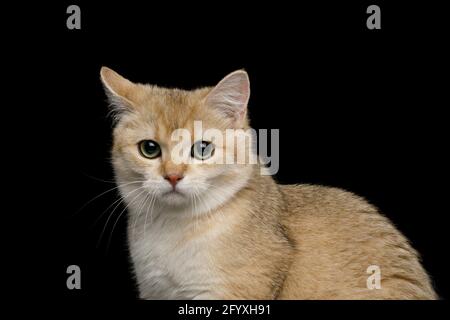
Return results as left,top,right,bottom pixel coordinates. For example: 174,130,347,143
105,188,148,252
131,190,151,239
189,193,195,231
96,185,146,249
90,195,124,229
80,171,118,184
144,190,158,238
73,180,145,218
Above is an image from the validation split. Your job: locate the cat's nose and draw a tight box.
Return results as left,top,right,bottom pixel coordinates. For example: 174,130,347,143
164,174,184,188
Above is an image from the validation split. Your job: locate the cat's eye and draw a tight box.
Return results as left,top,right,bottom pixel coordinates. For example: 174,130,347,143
191,141,215,160
138,140,161,159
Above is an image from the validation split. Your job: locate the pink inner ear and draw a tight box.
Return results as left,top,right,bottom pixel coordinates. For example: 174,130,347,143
240,82,249,102
205,71,250,121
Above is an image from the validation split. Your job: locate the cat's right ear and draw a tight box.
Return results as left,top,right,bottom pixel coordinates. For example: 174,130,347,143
205,70,250,127
100,67,137,115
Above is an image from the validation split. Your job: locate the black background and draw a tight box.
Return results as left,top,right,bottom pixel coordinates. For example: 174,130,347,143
12,0,449,312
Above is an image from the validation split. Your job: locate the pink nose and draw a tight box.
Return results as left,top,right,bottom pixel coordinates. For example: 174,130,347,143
164,174,183,188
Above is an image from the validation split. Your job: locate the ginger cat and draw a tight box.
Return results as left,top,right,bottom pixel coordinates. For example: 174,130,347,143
100,67,436,299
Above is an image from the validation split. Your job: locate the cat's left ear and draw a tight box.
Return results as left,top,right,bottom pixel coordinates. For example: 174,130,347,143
205,70,250,125
100,66,139,112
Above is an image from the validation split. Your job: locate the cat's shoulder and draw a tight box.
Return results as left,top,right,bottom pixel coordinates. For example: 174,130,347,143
278,183,399,242
279,183,378,217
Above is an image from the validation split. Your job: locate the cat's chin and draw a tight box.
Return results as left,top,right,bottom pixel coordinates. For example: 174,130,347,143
160,189,188,206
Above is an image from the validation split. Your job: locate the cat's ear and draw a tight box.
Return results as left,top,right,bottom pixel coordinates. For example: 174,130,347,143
205,70,250,124
100,67,138,114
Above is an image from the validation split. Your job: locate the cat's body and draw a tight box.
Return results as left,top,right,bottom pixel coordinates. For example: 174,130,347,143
101,67,437,299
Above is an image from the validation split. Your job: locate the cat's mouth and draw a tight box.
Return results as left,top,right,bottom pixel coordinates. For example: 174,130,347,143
163,189,185,197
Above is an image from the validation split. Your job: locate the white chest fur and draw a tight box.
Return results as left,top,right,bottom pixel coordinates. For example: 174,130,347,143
128,211,222,300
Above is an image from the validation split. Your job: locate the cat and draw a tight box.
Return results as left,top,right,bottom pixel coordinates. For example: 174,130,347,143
100,67,437,299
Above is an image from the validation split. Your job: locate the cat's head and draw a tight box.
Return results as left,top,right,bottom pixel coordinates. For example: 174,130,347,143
100,67,255,215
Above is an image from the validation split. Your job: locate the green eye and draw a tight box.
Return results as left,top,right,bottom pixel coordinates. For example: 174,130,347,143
138,140,161,159
191,140,215,160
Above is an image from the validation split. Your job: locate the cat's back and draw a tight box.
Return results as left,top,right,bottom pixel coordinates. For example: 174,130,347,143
278,184,436,299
